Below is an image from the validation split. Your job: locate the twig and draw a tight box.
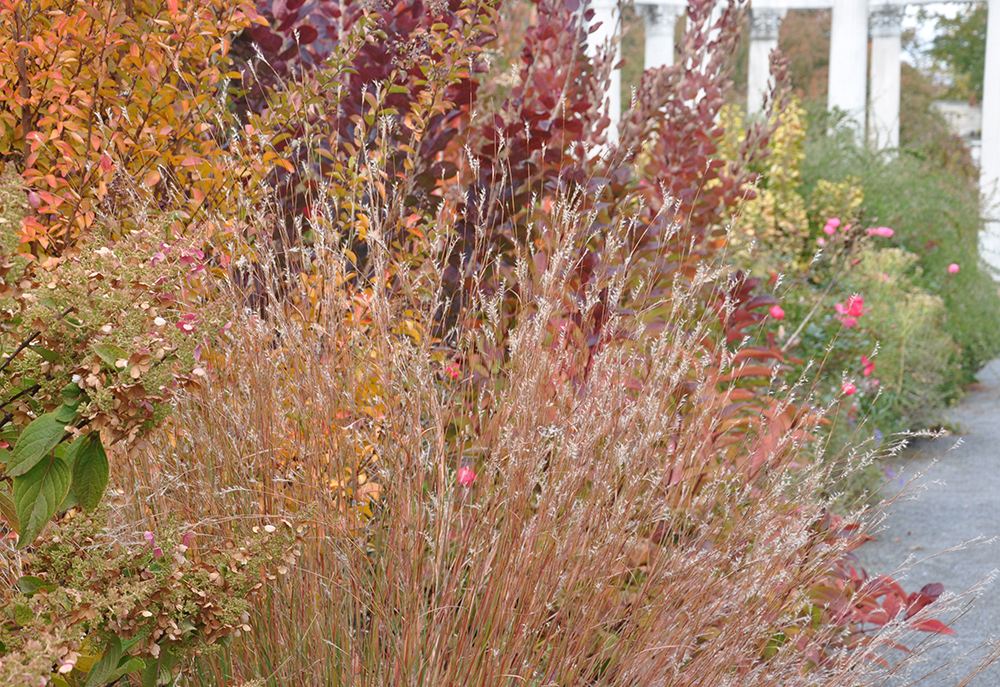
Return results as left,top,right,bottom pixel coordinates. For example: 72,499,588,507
0,307,75,376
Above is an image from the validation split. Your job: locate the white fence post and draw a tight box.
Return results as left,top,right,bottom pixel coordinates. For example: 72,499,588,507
643,4,681,69
869,4,904,149
588,0,622,142
828,0,870,134
747,6,786,116
982,0,1000,275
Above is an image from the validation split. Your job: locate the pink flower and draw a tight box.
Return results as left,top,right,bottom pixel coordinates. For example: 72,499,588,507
824,217,841,234
175,314,197,333
948,263,960,274
842,382,856,395
445,363,460,381
457,466,477,487
834,295,869,327
861,355,875,376
769,305,785,320
867,226,894,238
144,531,156,546
817,237,828,247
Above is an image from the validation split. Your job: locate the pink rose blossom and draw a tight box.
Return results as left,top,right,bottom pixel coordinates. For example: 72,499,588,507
457,466,477,487
769,305,785,320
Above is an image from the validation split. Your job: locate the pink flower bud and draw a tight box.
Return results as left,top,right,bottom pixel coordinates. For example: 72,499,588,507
948,263,960,274
769,305,785,320
842,382,856,396
823,223,837,236
457,466,477,487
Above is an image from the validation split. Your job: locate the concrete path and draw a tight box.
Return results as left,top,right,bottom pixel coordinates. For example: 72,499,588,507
857,359,1000,685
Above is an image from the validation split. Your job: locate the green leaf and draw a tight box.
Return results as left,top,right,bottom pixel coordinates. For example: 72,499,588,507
70,433,109,511
0,485,19,533
13,603,33,625
30,345,60,363
13,453,71,548
140,656,158,687
55,400,80,423
105,657,145,684
8,413,68,477
60,484,79,512
16,575,55,596
84,636,123,687
61,382,83,403
92,343,128,369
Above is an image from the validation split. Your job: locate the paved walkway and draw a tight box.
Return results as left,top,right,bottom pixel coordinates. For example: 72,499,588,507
858,359,1000,684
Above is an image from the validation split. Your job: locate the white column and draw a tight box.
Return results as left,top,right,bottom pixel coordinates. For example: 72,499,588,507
747,6,786,117
588,0,621,143
868,5,903,150
828,0,869,135
643,4,681,69
982,0,1000,274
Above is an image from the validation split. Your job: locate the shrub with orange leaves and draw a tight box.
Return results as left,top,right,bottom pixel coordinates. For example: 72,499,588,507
0,0,267,255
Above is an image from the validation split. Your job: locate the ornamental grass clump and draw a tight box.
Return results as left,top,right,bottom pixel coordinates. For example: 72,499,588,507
123,177,981,686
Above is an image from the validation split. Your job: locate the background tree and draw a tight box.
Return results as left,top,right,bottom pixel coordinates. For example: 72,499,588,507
928,2,987,103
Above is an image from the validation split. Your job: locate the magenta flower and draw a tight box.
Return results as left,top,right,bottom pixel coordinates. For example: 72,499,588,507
834,295,869,327
457,466,477,487
861,355,875,376
175,314,197,333
445,363,460,381
867,227,894,238
948,263,960,274
823,218,841,236
842,382,856,396
769,305,785,320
